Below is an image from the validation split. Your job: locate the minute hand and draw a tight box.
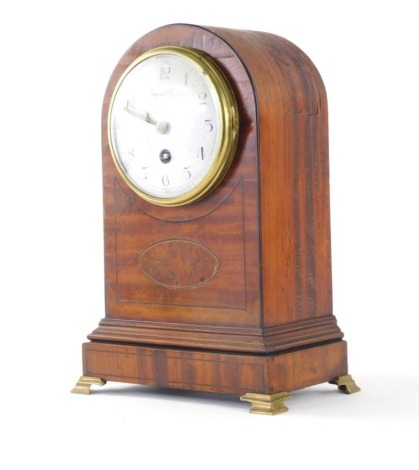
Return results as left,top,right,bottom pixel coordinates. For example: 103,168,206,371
123,103,168,134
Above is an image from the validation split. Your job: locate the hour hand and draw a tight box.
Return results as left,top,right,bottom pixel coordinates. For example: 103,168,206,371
123,101,168,134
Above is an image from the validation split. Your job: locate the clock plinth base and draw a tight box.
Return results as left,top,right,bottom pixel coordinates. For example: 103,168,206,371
240,391,290,415
71,376,106,395
330,374,361,394
76,339,356,412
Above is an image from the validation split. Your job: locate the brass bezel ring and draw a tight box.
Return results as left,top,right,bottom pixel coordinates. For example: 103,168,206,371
107,46,239,207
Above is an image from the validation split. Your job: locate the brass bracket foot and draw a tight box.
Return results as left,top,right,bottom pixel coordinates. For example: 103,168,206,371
330,374,361,394
240,391,291,415
71,376,107,395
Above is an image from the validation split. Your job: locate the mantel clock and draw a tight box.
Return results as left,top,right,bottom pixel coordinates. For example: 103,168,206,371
72,24,360,414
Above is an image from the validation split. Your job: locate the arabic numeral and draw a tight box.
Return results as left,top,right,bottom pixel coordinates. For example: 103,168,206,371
184,167,192,180
198,91,207,106
162,174,170,186
204,120,213,133
161,64,170,80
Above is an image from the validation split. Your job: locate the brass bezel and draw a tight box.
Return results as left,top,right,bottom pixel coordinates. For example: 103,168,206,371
108,46,239,207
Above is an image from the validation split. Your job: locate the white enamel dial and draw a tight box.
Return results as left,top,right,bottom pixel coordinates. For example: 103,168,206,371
108,46,238,206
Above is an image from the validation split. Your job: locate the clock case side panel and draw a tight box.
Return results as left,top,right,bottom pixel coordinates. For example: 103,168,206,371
210,28,343,347
90,24,266,352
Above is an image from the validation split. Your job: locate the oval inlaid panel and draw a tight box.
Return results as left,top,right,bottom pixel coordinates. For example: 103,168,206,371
138,239,220,289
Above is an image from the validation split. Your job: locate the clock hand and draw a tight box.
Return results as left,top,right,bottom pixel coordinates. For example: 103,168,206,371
124,102,168,134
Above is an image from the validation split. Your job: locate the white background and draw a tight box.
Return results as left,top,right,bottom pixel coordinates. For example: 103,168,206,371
1,1,418,468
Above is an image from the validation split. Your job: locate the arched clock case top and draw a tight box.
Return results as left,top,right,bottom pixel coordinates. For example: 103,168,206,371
73,24,359,414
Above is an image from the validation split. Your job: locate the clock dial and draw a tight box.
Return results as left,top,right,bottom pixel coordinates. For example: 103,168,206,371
108,47,238,206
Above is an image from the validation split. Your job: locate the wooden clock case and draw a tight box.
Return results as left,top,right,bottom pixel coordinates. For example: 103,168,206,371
72,24,359,414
